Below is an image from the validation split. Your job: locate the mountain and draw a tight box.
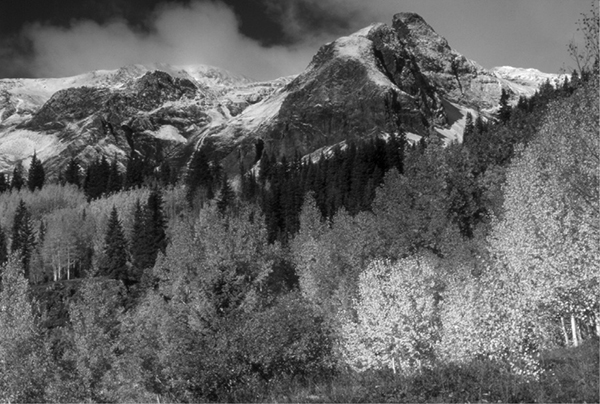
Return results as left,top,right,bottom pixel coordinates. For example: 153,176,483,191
0,13,565,179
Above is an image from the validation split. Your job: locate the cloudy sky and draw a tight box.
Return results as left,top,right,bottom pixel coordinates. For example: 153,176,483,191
0,0,593,81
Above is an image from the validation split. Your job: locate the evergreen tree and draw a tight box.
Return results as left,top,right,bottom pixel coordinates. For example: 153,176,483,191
65,157,81,187
0,225,7,266
37,220,46,246
158,160,172,186
84,157,110,200
498,88,512,124
130,190,168,278
462,112,474,145
185,149,213,208
11,200,36,280
129,199,148,282
0,173,8,193
27,151,45,191
10,161,25,191
107,158,123,194
99,206,129,281
124,156,145,190
217,177,234,215
145,189,167,258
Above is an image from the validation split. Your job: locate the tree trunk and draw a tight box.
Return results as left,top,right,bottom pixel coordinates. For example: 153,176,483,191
596,311,600,338
561,317,570,346
571,314,579,347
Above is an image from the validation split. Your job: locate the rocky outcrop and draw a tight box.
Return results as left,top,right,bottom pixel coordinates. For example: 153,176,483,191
207,27,449,174
393,12,520,109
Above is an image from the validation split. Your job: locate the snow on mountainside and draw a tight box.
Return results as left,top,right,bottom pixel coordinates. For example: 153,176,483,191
0,63,285,174
0,13,567,178
491,66,567,97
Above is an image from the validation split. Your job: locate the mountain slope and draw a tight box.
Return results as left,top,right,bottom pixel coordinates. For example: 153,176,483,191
0,14,565,178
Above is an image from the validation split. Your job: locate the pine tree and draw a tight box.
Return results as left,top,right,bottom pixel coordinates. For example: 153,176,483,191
185,149,212,208
124,156,145,190
10,161,25,191
0,173,8,193
107,158,123,194
11,200,36,280
84,157,110,200
65,157,81,187
0,225,7,266
129,199,149,278
145,189,167,258
158,160,172,186
217,177,234,215
99,206,129,281
462,112,474,145
27,151,45,191
498,88,512,124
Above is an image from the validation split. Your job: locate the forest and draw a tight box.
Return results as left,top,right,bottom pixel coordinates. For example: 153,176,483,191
0,56,598,403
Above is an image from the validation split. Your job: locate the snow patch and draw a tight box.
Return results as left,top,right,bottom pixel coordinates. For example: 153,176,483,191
231,90,286,132
405,132,422,144
0,129,65,172
434,99,480,144
491,66,567,94
146,125,187,143
333,36,396,88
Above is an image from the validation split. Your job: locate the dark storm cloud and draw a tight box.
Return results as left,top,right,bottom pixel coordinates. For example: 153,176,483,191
0,0,380,79
6,1,322,80
0,0,591,80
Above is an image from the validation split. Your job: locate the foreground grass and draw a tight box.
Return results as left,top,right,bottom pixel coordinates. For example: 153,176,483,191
256,338,599,403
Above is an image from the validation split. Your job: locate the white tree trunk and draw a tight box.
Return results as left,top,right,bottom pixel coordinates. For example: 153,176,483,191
561,317,570,346
571,314,579,347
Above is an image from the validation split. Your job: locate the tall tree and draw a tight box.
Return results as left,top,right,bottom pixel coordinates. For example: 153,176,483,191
217,177,234,215
99,206,129,281
107,158,123,194
489,78,599,349
0,225,7,266
0,255,50,402
462,112,474,145
0,173,8,193
27,151,45,191
11,200,36,280
66,278,124,401
64,157,81,187
185,149,213,208
498,88,512,124
84,157,110,200
129,199,148,279
144,189,167,263
124,156,145,190
10,161,25,191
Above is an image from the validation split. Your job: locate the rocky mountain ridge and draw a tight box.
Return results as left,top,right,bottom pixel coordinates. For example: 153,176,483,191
0,13,566,178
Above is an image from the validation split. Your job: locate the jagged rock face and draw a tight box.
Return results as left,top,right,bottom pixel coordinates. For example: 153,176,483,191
27,87,112,130
393,12,517,109
0,64,284,176
270,34,432,153
209,27,449,174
